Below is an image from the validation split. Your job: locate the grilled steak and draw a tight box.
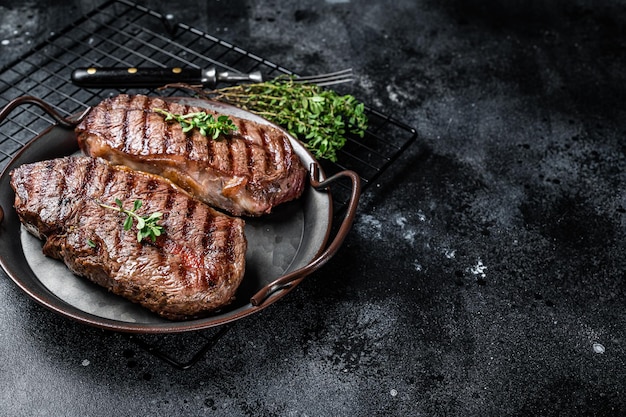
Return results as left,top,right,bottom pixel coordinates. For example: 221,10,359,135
10,156,247,320
75,94,307,217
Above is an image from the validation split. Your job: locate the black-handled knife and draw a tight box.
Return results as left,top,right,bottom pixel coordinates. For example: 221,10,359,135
71,66,263,89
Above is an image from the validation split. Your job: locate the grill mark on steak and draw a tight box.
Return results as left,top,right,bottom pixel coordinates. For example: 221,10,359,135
61,158,88,220
229,135,247,177
164,185,175,212
102,163,116,199
20,162,35,198
10,156,246,320
121,97,131,154
123,165,137,201
258,127,272,175
257,125,282,176
201,214,216,254
249,141,268,177
181,198,196,238
185,131,194,158
125,96,144,155
243,140,252,175
136,95,150,156
159,99,172,154
201,216,231,288
213,137,230,173
226,136,235,174
78,157,97,195
163,101,186,156
244,140,254,177
206,133,215,165
146,177,159,192
121,101,132,154
57,160,72,220
101,161,123,251
226,218,240,265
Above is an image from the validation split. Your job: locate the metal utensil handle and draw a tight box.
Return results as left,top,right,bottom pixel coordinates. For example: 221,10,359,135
71,67,264,89
72,67,204,88
0,95,83,129
250,164,361,306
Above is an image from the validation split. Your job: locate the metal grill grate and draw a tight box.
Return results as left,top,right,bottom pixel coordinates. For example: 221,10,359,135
0,0,417,367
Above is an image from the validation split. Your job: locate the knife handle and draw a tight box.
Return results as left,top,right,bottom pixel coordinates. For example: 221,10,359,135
71,66,206,88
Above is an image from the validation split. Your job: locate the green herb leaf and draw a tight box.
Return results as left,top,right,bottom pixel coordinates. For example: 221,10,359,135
154,108,238,139
99,199,164,243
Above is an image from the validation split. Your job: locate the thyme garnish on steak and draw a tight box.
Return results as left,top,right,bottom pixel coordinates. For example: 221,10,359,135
154,108,238,139
99,198,163,242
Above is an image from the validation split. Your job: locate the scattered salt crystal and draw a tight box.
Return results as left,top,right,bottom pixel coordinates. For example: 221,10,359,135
593,343,605,354
403,230,416,244
469,260,487,278
395,216,407,228
1,40,10,46
390,389,398,397
81,359,90,366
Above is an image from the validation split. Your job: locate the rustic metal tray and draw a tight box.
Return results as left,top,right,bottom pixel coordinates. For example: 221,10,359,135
0,95,359,333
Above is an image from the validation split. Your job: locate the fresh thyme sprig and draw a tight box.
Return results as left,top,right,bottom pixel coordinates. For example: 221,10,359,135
99,198,163,242
205,76,368,162
154,108,237,139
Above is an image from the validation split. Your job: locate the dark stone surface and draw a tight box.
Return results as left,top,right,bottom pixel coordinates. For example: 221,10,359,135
0,0,624,416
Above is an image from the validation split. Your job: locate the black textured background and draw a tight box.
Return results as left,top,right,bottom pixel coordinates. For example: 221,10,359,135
0,1,624,416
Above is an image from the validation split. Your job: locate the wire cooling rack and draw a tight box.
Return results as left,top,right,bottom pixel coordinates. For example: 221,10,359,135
0,0,417,368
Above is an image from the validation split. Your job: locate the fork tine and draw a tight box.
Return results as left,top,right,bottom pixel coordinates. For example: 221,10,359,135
293,68,354,86
294,68,353,81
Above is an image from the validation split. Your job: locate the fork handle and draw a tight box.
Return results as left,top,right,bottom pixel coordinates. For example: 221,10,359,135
71,66,263,89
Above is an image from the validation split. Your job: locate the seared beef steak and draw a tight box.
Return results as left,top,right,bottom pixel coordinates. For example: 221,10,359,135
75,94,307,216
10,156,247,320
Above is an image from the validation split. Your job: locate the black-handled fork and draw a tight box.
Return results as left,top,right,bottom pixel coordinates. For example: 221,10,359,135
71,66,353,89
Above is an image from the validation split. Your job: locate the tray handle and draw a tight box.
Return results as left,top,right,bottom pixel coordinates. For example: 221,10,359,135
0,96,88,224
250,163,361,306
0,95,87,129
